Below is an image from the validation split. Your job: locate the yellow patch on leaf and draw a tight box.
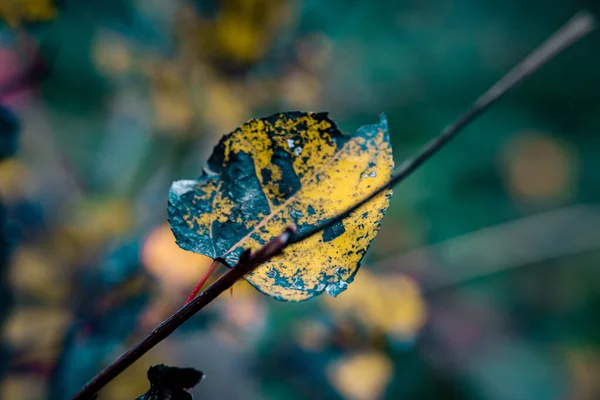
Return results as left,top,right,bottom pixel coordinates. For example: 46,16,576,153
169,111,393,301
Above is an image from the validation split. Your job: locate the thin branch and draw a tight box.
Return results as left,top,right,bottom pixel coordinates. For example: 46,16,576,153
290,11,597,244
71,226,296,400
370,204,600,294
72,11,596,400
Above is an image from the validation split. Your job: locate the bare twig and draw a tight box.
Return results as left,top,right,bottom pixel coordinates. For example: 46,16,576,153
371,204,600,293
72,226,296,400
291,11,597,244
72,11,596,399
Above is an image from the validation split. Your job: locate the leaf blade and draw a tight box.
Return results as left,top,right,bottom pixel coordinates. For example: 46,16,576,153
169,112,393,301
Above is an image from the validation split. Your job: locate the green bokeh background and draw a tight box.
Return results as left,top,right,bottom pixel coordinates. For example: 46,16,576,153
1,0,599,399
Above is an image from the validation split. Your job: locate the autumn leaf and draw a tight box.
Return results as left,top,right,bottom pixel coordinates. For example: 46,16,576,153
327,351,393,400
324,270,427,341
168,111,393,301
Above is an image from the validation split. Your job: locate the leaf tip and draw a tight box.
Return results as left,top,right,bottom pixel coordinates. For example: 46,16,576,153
378,112,388,126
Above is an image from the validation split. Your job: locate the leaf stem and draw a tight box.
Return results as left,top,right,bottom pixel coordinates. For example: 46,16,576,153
185,259,220,304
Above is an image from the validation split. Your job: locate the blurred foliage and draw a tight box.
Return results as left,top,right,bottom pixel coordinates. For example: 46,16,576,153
0,106,19,158
0,0,57,26
0,0,598,399
0,105,18,385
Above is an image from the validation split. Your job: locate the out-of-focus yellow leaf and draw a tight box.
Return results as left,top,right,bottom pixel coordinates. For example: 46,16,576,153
148,61,194,133
64,198,133,245
151,88,193,132
3,307,71,354
327,351,393,400
9,247,67,302
49,199,134,264
202,77,249,135
169,112,394,301
501,131,576,203
0,159,35,201
92,30,134,77
565,347,600,400
0,377,44,400
324,270,427,341
142,224,213,290
179,0,293,66
0,0,56,25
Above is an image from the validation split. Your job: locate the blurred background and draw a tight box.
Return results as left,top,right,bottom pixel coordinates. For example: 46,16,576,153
1,0,600,399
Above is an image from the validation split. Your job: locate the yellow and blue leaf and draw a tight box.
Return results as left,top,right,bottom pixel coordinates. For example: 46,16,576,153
169,111,393,301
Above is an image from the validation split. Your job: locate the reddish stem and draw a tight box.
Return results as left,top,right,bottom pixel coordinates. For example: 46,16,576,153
185,259,219,304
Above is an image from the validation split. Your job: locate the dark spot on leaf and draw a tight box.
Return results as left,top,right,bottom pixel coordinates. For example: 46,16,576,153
214,151,270,255
261,167,272,182
271,147,301,204
323,221,345,242
296,121,307,132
